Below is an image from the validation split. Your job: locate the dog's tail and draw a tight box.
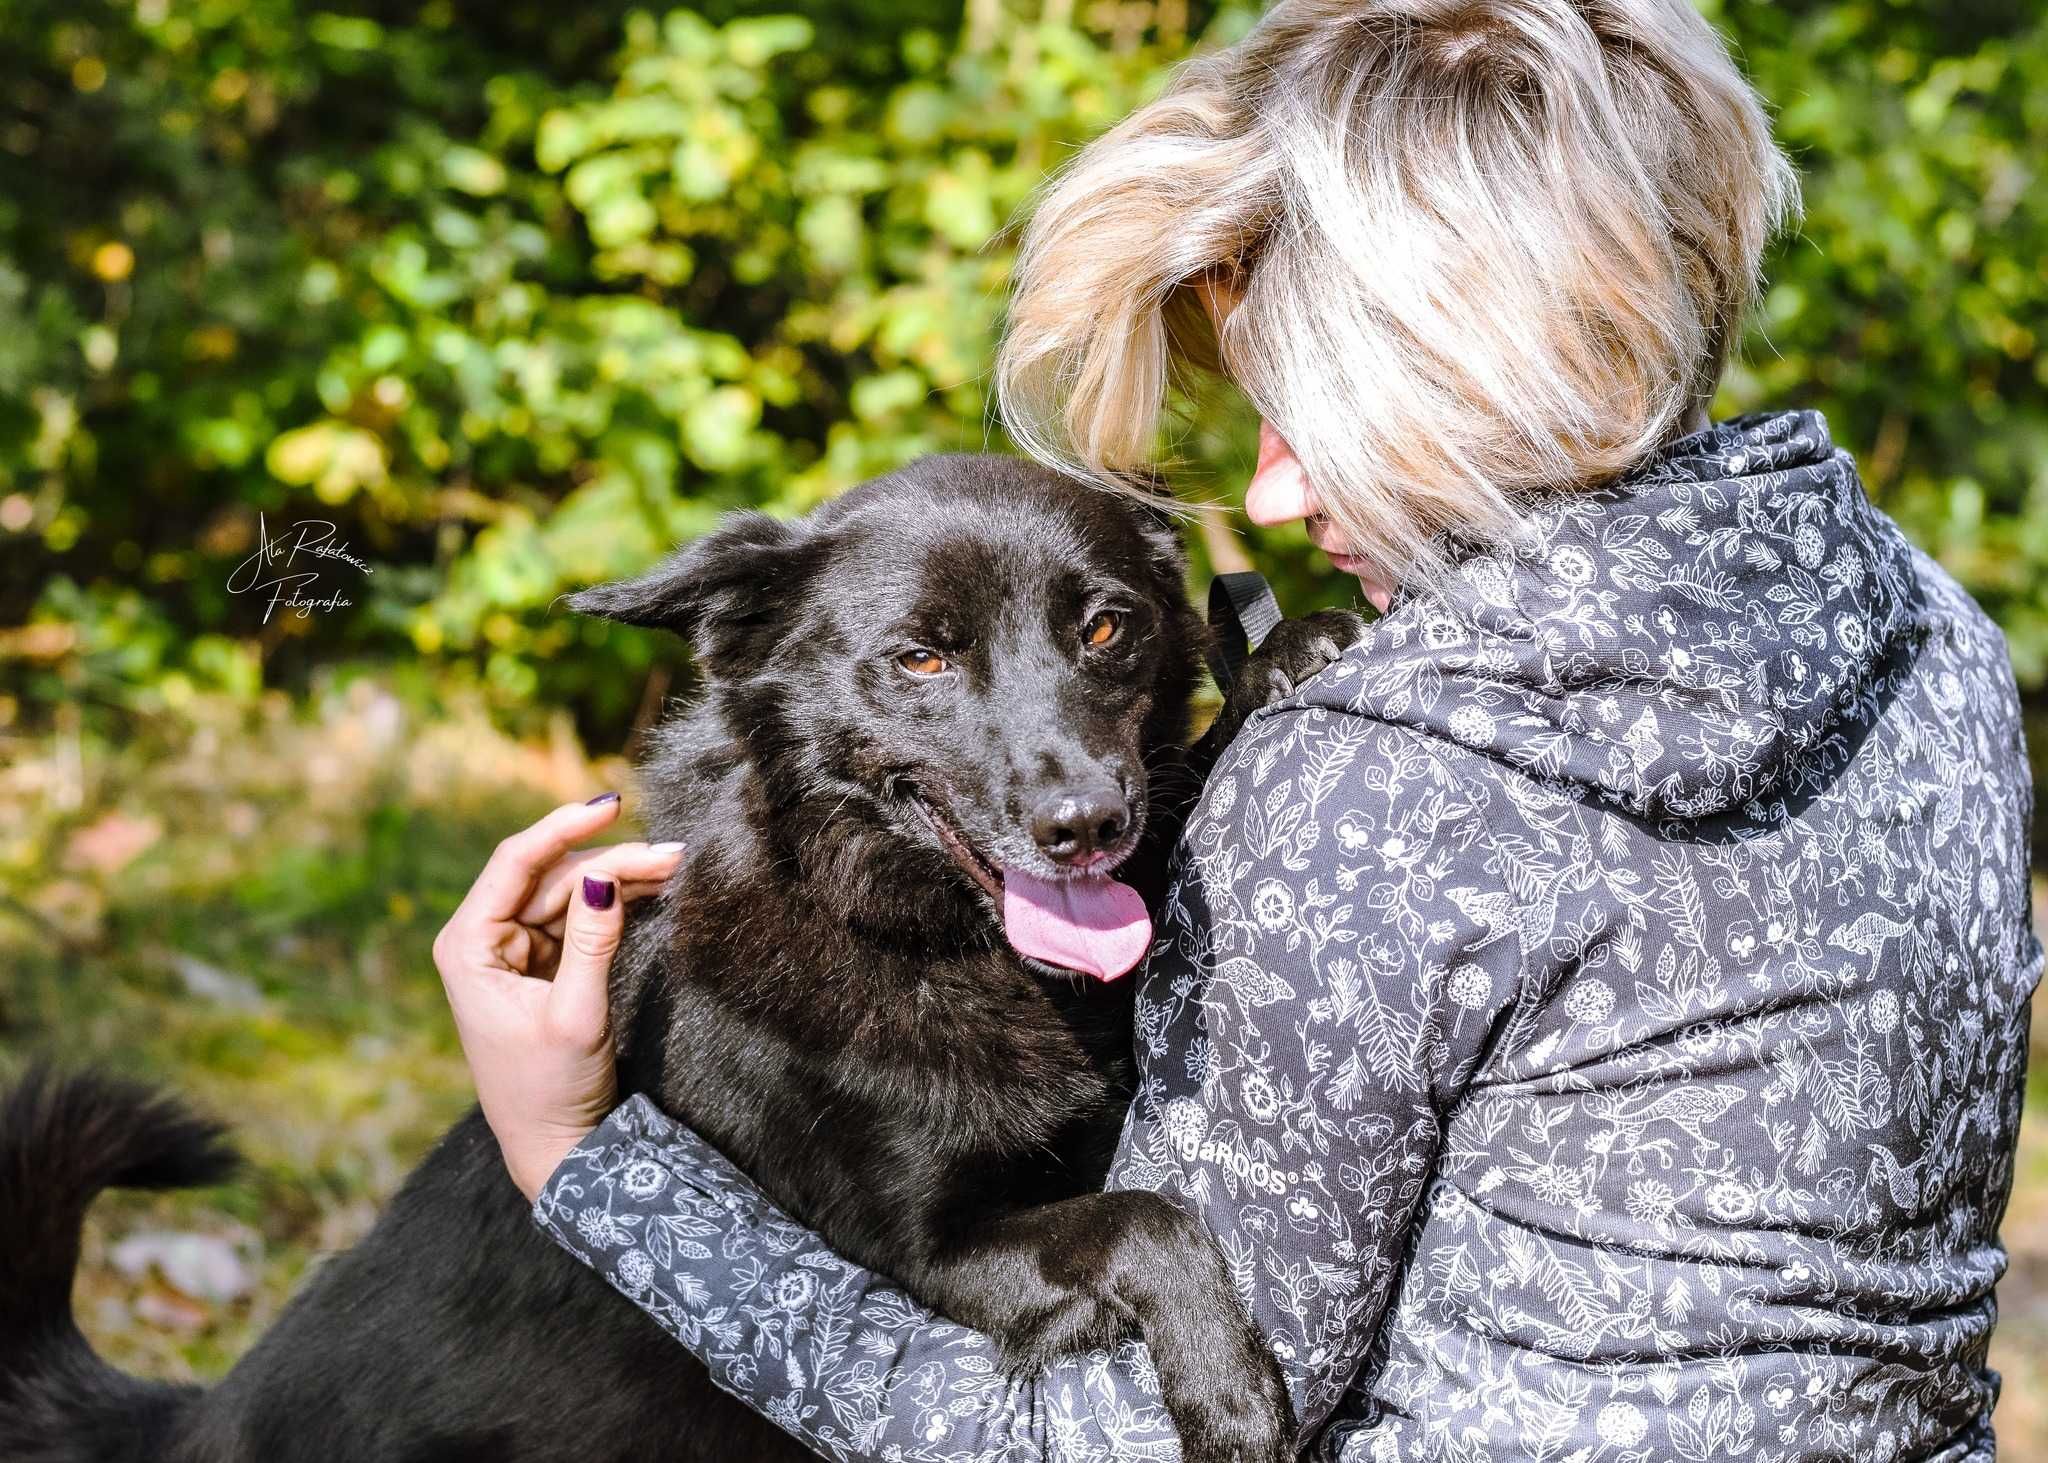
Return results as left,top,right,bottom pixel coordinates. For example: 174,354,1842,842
0,1065,238,1461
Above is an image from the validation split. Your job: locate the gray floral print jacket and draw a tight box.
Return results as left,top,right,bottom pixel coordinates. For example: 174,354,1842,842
535,410,2041,1463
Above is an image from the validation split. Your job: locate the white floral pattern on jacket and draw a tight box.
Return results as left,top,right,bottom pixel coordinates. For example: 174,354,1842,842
536,410,2040,1463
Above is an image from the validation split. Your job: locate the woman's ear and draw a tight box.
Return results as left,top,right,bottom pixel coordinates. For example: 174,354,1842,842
565,513,817,669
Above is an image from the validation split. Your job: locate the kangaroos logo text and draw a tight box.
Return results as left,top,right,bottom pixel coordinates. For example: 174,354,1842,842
1168,1126,1293,1196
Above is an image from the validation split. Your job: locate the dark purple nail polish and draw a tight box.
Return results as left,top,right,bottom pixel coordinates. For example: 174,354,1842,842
581,876,616,911
585,791,619,806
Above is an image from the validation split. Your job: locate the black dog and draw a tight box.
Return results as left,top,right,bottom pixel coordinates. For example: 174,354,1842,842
0,455,1358,1463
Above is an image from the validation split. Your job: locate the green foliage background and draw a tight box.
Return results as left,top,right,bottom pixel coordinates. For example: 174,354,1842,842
2,0,2044,736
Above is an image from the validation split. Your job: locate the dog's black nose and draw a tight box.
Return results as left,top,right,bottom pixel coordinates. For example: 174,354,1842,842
1030,787,1130,866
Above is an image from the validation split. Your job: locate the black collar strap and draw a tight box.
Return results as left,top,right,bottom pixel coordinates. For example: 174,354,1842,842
1205,571,1283,694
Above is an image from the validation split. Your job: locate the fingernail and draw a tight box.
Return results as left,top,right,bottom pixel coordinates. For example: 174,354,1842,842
585,791,619,806
650,841,685,854
581,875,616,910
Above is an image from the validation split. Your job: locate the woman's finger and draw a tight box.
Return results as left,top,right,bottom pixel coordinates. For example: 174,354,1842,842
533,880,669,945
548,872,623,1053
513,841,685,927
457,795,623,925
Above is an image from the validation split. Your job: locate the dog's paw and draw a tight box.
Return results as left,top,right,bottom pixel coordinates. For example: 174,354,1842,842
1164,1341,1293,1463
1217,608,1367,734
1252,608,1367,693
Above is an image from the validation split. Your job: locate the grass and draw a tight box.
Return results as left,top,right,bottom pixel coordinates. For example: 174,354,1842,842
5,677,2048,1446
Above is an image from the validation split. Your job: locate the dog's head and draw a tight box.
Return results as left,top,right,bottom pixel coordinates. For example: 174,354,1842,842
569,454,1204,974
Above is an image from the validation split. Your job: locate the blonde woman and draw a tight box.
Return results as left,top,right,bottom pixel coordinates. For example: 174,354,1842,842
442,0,2039,1457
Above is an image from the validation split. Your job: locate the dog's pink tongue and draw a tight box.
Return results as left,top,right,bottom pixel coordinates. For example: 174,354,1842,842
1001,868,1151,981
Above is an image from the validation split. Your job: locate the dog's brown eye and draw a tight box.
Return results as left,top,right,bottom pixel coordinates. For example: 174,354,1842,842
899,649,947,675
1084,611,1121,647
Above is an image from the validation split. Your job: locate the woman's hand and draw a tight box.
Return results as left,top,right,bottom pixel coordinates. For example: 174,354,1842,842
433,794,685,1202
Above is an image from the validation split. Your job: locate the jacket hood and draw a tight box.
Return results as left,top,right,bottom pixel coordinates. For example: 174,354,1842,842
1305,410,1927,820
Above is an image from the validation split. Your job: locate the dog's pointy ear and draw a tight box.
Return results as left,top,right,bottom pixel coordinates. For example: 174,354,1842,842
566,512,814,663
1117,470,1191,587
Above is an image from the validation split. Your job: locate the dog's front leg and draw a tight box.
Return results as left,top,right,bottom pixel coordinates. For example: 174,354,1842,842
909,1191,1292,1463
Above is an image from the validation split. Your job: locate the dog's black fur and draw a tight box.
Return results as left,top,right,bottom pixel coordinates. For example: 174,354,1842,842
0,455,1359,1463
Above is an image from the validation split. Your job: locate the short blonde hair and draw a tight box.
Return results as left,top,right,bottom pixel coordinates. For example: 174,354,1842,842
996,0,1801,584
